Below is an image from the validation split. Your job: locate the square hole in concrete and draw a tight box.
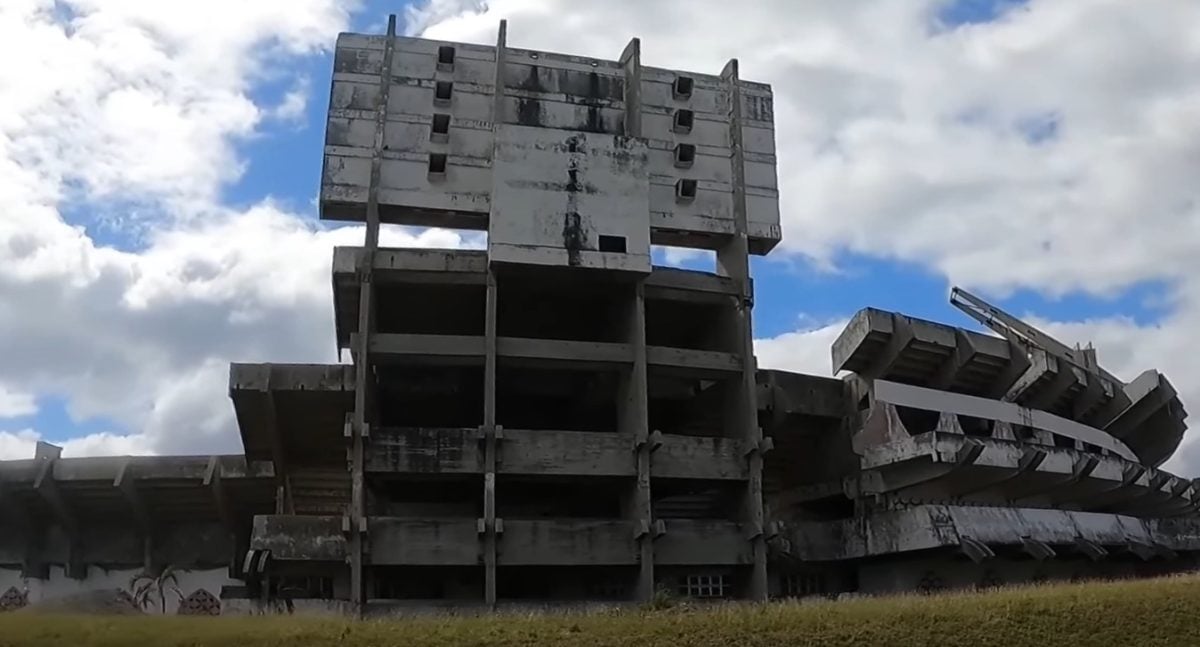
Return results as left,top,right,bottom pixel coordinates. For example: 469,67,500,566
672,109,694,134
674,143,696,168
675,179,697,201
430,113,451,142
428,153,447,178
434,81,453,105
598,235,627,253
673,76,694,100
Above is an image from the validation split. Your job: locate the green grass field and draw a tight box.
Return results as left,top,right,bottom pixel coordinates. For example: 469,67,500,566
3,574,1199,647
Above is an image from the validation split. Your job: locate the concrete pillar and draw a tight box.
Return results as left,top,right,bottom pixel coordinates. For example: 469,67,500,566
718,58,767,601
482,272,499,608
347,12,398,617
621,282,654,601
619,35,654,603
481,22,507,610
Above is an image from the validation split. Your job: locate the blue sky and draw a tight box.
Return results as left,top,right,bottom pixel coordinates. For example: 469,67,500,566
24,0,1181,450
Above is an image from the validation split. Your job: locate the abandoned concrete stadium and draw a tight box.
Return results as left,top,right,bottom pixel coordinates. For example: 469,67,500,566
2,20,1197,615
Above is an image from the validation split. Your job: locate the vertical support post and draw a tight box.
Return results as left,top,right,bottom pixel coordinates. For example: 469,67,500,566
718,59,767,601
627,282,654,601
619,37,642,138
348,12,398,617
483,272,499,609
619,35,653,603
481,20,507,611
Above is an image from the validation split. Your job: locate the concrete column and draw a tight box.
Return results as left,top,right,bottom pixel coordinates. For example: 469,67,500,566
620,37,642,138
718,59,767,601
483,272,499,608
481,22,507,610
348,13,398,616
623,282,654,601
620,35,653,604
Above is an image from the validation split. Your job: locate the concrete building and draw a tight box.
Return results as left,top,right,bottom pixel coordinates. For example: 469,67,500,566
1,19,1198,615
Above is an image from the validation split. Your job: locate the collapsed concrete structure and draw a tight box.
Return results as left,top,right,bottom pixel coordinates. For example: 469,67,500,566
1,18,1197,615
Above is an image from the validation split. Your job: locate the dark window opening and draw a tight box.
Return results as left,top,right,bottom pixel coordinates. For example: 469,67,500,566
895,406,939,435
675,178,697,201
434,80,454,104
1052,434,1075,449
431,113,451,135
674,143,696,168
437,45,455,68
958,415,993,438
673,109,694,133
673,75,694,100
598,234,627,253
428,153,447,176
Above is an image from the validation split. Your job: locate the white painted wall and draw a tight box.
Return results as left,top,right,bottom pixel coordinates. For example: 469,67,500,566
0,566,236,614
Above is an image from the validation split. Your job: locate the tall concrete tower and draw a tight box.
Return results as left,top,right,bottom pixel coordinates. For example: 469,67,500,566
318,16,780,611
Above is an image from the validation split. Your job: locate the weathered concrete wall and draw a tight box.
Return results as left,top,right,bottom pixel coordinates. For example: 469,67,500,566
321,32,781,254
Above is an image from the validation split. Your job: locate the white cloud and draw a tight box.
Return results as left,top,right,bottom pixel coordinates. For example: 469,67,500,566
0,386,37,418
0,0,471,457
755,319,848,376
270,79,311,123
0,428,149,460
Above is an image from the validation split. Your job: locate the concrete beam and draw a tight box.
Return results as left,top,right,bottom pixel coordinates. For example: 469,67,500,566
871,379,1136,461
651,434,747,480
229,363,355,394
0,455,272,483
333,247,488,284
496,337,634,368
366,427,482,474
646,346,742,376
33,453,76,541
500,429,633,477
363,333,486,364
204,456,235,532
113,458,152,536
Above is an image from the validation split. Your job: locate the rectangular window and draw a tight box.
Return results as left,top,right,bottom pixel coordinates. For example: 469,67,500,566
430,113,451,143
673,75,694,100
674,143,696,168
437,45,456,69
434,81,454,105
428,153,447,177
679,574,727,599
675,178,697,201
598,235,626,253
673,109,694,133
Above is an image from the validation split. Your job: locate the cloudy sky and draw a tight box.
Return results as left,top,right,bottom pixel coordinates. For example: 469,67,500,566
2,0,1199,474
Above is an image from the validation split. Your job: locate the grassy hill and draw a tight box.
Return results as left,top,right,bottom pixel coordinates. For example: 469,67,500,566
3,574,1200,646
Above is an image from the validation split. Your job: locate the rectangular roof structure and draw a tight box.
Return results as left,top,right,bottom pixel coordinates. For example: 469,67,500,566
320,29,781,273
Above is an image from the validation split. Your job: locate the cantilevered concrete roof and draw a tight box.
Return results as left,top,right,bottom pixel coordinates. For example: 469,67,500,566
833,307,1187,467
